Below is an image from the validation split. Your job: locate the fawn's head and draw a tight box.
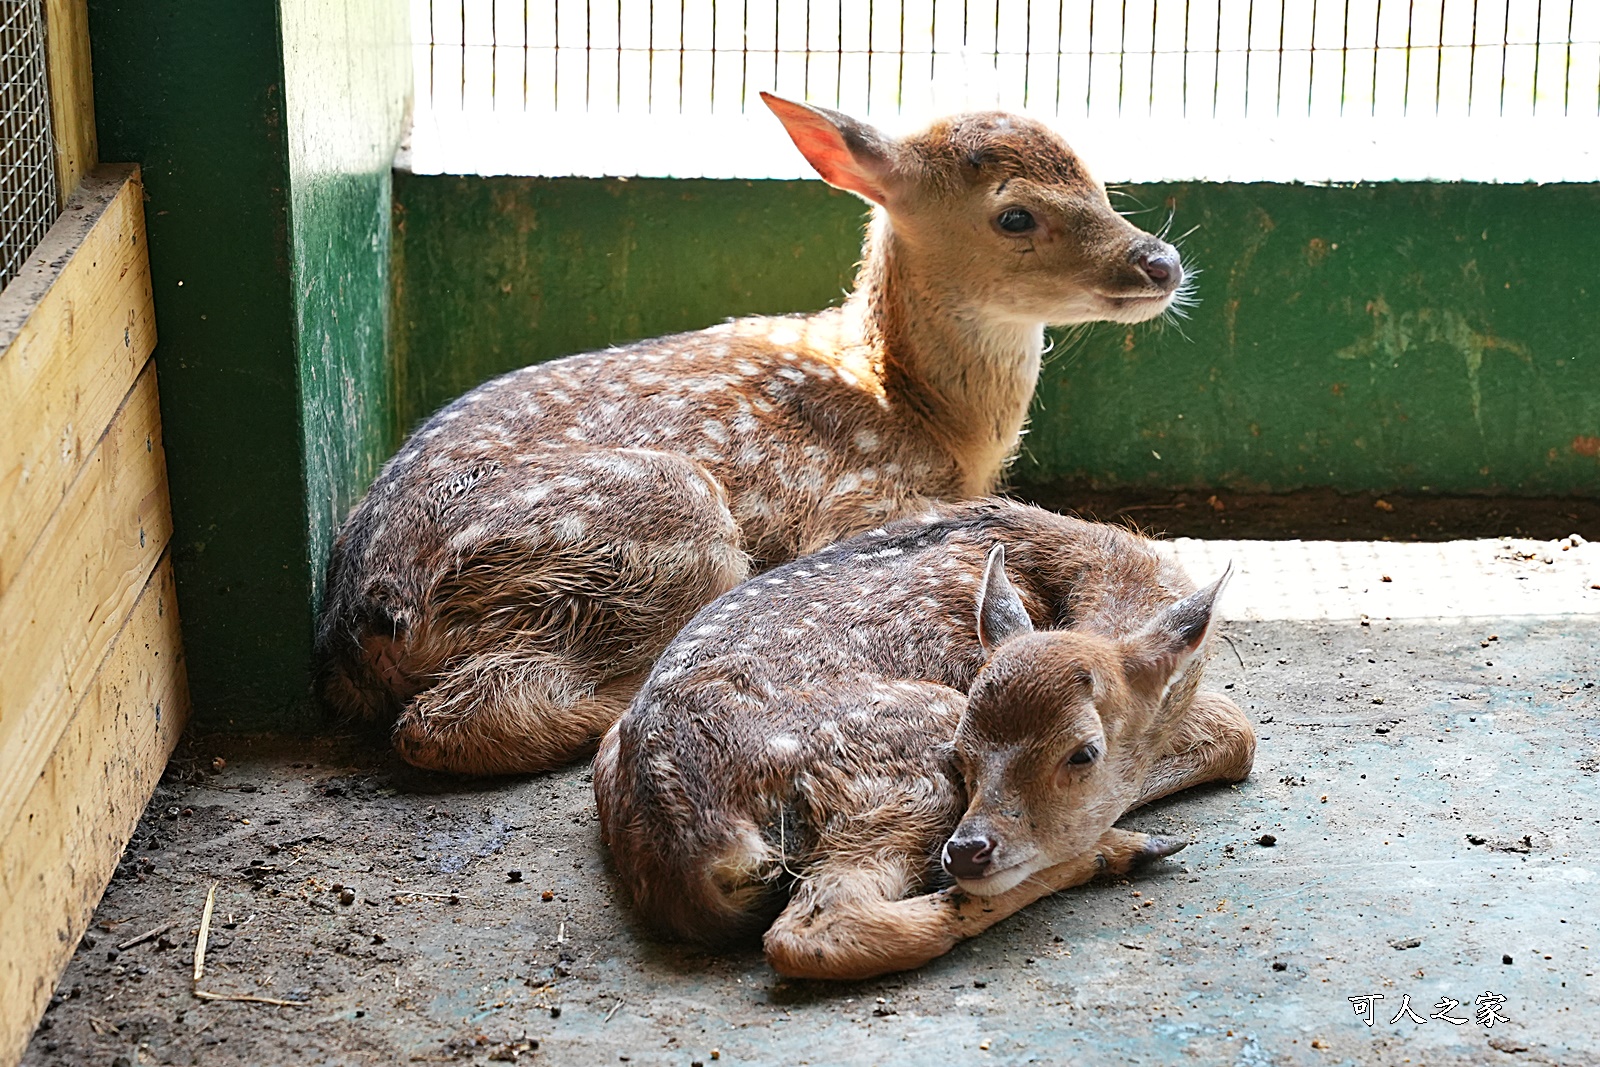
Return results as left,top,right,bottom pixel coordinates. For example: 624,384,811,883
942,545,1228,896
763,92,1185,327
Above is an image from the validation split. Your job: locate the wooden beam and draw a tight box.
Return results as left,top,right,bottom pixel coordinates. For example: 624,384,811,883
0,166,155,599
43,0,98,203
0,362,172,845
0,555,188,1067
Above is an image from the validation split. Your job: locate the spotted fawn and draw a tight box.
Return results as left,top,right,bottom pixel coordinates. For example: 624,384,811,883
317,95,1188,775
595,500,1254,980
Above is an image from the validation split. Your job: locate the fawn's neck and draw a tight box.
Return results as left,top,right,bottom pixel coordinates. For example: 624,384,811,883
849,214,1044,496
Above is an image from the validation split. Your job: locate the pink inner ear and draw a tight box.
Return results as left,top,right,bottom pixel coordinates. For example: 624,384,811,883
789,128,887,204
765,98,888,205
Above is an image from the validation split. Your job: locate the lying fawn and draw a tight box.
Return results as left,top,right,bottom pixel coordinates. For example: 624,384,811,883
595,500,1254,980
317,94,1187,775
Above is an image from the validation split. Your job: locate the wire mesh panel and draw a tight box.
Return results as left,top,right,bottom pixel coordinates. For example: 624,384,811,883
417,0,1600,120
0,0,58,292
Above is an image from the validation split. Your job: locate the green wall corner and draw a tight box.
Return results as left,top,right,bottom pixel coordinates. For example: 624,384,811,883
281,0,411,611
89,0,410,730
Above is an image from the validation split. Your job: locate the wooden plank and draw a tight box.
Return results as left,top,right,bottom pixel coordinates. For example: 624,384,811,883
0,363,172,843
43,0,98,202
0,166,155,600
0,555,188,1067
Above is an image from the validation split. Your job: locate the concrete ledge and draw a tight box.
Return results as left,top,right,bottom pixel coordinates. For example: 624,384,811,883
1172,534,1600,621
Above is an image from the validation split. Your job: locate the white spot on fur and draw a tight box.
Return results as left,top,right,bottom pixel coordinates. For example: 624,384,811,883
735,493,773,520
766,735,803,759
552,514,587,539
776,367,805,383
448,522,488,550
853,429,880,452
830,473,863,497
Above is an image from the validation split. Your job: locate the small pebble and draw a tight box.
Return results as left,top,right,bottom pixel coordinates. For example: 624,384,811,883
507,870,523,883
541,890,554,902
1258,834,1277,847
339,887,356,906
1503,954,1514,965
973,979,987,988
1271,961,1287,971
550,1006,561,1019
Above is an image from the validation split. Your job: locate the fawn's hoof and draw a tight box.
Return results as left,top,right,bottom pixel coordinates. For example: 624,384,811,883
1135,835,1189,864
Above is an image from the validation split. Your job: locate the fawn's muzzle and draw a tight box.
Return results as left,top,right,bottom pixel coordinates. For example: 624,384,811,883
942,834,996,880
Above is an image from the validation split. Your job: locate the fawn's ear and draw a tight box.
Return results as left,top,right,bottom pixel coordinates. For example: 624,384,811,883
976,543,1034,654
761,92,899,206
1127,565,1232,685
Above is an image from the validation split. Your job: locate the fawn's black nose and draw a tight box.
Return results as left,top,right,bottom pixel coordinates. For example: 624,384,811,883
1136,245,1182,291
942,835,996,880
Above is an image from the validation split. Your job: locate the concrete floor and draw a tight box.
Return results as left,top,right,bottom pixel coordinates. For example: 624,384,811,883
23,536,1600,1067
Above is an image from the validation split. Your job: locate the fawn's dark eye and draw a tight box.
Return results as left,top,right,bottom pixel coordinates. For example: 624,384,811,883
997,207,1036,234
1066,743,1099,766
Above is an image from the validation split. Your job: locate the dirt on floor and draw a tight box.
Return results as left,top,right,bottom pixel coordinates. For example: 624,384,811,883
24,615,1598,1067
1013,485,1600,544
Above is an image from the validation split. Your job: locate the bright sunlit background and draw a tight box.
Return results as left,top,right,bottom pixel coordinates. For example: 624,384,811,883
405,0,1600,180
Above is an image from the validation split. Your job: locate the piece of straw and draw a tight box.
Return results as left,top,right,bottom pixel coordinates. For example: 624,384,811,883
192,882,218,983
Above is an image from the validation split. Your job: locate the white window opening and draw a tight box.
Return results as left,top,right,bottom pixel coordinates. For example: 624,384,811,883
404,0,1600,183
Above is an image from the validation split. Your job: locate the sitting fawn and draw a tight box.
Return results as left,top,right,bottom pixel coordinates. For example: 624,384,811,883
317,94,1186,775
595,500,1255,980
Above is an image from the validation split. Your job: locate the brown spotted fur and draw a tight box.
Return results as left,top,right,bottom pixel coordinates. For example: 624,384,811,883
594,500,1255,979
317,95,1187,775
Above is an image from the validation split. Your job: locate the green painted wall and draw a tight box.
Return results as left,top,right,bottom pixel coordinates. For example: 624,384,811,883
89,0,409,729
391,175,866,432
281,0,410,612
392,176,1600,497
1024,183,1600,497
